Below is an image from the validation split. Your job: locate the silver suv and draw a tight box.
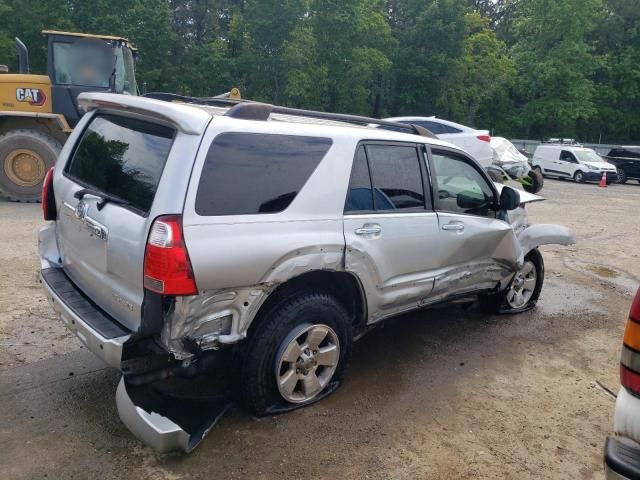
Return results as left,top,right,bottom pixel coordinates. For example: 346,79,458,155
39,92,574,451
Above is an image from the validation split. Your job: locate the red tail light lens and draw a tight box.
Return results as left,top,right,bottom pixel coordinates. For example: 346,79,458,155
42,167,56,220
477,134,491,143
620,289,640,395
143,215,197,296
621,364,640,396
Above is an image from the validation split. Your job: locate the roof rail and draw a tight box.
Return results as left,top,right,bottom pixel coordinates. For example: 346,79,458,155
143,93,437,139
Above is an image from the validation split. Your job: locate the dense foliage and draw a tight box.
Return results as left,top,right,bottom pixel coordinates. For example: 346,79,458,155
0,0,637,142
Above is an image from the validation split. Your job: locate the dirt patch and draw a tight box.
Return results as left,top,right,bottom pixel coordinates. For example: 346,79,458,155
587,265,619,278
1,180,640,479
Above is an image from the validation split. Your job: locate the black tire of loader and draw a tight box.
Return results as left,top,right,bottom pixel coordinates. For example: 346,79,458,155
0,129,61,202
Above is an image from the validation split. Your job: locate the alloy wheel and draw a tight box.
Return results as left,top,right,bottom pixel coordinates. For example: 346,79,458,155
506,260,537,309
275,323,340,403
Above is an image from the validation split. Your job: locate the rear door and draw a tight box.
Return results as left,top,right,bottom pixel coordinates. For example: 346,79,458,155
54,112,177,330
343,142,440,320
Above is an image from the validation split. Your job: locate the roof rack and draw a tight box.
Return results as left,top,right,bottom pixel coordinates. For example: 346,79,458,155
143,92,437,139
544,138,581,145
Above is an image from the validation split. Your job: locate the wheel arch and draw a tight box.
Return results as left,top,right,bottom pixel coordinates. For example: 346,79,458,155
247,270,368,340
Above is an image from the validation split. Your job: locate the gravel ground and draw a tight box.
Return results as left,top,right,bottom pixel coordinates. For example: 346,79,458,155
1,179,639,479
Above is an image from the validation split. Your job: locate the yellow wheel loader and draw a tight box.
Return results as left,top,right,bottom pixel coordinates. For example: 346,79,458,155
0,31,138,201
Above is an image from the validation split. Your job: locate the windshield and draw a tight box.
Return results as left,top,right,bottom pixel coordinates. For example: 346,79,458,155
53,39,137,94
574,150,605,163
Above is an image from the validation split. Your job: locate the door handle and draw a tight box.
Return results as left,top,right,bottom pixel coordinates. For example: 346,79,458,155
355,224,382,236
442,223,464,232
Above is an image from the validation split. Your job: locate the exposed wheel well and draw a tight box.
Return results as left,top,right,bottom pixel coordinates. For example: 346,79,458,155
249,270,368,337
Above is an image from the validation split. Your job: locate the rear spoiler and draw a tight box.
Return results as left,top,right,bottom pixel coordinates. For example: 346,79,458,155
77,92,211,135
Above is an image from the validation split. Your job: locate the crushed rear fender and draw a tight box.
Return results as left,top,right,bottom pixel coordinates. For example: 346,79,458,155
517,224,576,256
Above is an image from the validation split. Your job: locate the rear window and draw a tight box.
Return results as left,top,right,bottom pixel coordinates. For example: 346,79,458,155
195,132,332,216
65,114,175,215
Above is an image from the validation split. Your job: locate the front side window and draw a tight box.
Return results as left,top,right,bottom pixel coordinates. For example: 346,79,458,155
345,143,429,212
195,133,332,216
431,150,495,216
65,114,175,215
560,150,578,163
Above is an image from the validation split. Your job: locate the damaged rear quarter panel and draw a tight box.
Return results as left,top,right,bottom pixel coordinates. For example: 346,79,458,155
170,122,357,357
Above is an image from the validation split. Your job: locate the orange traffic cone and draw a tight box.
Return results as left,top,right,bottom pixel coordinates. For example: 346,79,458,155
599,172,608,188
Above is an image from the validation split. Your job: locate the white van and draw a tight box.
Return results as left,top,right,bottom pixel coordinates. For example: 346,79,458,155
531,144,618,183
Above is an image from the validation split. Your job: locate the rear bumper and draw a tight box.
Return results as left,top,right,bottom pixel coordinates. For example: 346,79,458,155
40,267,131,369
116,378,191,452
605,437,640,480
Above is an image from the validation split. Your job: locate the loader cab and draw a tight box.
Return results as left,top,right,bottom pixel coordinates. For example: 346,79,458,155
44,31,138,127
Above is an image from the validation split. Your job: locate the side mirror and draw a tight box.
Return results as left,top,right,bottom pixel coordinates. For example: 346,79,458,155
499,186,520,211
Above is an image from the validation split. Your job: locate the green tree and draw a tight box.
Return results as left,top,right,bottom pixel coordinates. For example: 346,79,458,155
589,0,640,143
389,0,467,116
510,0,601,139
442,13,516,127
310,0,395,115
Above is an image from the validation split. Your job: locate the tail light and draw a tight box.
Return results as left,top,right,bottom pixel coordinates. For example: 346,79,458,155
477,134,491,143
620,289,640,396
143,215,197,296
42,167,56,220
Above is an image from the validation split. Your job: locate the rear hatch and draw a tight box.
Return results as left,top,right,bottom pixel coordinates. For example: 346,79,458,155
55,113,176,331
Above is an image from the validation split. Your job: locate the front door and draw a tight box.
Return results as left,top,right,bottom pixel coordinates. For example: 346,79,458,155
427,148,520,301
343,143,440,323
557,150,579,177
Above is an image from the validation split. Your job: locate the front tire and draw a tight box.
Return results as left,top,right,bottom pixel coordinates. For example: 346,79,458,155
0,129,61,202
480,249,544,314
573,170,585,183
239,291,352,416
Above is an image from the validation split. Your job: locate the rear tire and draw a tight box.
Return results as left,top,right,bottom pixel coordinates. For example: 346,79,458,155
523,169,544,193
480,249,544,314
239,291,352,416
573,170,585,183
617,169,627,184
0,129,61,202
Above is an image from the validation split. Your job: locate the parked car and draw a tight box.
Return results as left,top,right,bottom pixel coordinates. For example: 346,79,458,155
531,144,618,184
488,137,544,194
603,146,640,184
39,92,574,452
382,116,494,167
605,288,640,479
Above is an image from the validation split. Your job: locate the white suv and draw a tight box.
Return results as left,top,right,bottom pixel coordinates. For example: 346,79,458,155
532,144,618,184
383,116,494,167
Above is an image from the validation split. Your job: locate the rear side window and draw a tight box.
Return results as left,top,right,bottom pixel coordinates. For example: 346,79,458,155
65,114,175,215
195,133,332,216
345,143,430,212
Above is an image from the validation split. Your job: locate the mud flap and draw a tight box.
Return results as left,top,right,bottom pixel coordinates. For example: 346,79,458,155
116,376,234,453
